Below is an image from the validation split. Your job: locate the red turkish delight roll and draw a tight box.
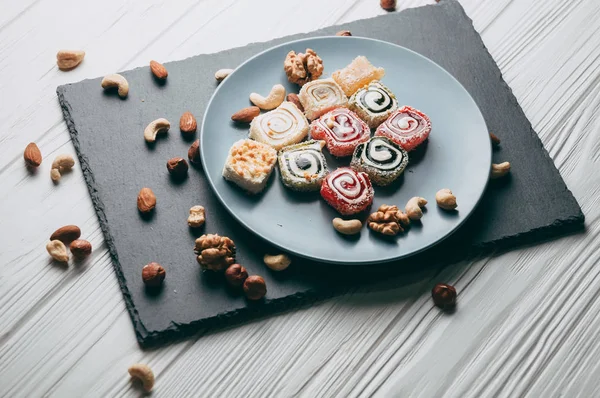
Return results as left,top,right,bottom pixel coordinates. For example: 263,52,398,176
320,167,374,215
375,106,431,151
310,108,370,157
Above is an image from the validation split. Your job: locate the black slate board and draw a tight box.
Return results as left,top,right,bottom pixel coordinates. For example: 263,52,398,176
57,0,584,347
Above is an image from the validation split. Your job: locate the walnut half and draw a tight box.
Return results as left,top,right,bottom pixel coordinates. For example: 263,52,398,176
284,49,324,86
368,205,410,236
194,234,236,271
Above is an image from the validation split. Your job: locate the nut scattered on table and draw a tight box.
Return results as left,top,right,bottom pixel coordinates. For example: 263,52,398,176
24,142,42,168
249,84,286,110
194,234,236,272
149,60,168,80
166,157,189,178
137,187,157,213
243,275,267,300
368,204,410,236
435,189,457,210
489,132,501,147
46,240,69,263
101,74,129,98
56,50,85,70
332,218,362,235
263,254,291,271
405,197,427,221
50,225,81,243
284,49,324,86
432,283,457,309
70,239,92,259
224,264,248,287
144,118,170,143
380,0,397,12
188,140,201,165
142,262,166,287
128,363,155,392
490,162,511,179
231,106,260,123
187,205,206,228
336,30,352,37
286,93,304,112
215,68,233,82
50,154,75,182
179,111,197,134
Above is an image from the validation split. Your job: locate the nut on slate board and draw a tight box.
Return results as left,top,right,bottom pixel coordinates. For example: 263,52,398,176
432,283,457,309
188,140,201,165
70,239,92,259
24,142,42,167
491,162,511,179
336,30,352,36
263,254,291,271
194,234,236,272
149,60,168,80
137,188,156,213
179,111,197,134
50,225,81,243
101,74,129,98
225,264,248,287
243,275,267,300
187,206,206,228
144,118,170,143
166,157,189,178
142,262,166,287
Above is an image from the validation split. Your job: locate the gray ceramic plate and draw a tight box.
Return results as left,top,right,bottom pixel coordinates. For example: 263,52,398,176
201,37,491,265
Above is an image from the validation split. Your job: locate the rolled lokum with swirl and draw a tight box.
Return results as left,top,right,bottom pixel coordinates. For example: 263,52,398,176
349,81,398,128
249,101,309,150
350,137,408,186
320,167,374,215
278,140,328,191
374,105,431,151
310,108,370,157
298,78,348,120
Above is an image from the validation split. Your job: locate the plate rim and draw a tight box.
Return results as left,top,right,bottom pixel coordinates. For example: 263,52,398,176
200,36,491,265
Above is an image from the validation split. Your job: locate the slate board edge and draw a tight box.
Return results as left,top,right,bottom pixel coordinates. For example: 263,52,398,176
55,1,585,347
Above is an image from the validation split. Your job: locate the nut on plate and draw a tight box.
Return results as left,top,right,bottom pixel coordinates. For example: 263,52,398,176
405,197,427,221
149,60,168,80
286,93,304,112
137,187,157,213
144,118,170,143
231,106,261,123
490,162,511,179
46,240,69,262
224,264,248,287
70,239,92,259
128,363,155,392
368,204,410,236
187,205,206,228
284,49,324,86
432,283,457,309
336,30,352,37
435,189,457,210
243,275,267,300
166,157,189,178
50,224,81,243
380,0,397,11
263,254,291,271
142,262,166,287
56,50,85,70
24,142,42,168
249,84,286,110
179,111,197,134
194,234,236,272
188,140,201,165
101,74,129,98
50,154,75,182
332,218,362,235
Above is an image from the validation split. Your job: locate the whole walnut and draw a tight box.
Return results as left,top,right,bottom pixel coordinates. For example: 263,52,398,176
368,204,410,236
194,234,236,272
284,49,324,86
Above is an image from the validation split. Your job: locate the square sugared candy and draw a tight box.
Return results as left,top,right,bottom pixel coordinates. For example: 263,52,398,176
278,140,328,191
249,101,309,150
332,56,385,97
320,167,374,215
375,106,432,151
349,81,398,129
298,78,348,120
310,108,370,157
222,139,278,194
351,136,408,186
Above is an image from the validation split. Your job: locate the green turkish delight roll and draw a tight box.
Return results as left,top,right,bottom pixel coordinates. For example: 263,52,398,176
350,136,408,186
349,81,398,129
278,140,329,191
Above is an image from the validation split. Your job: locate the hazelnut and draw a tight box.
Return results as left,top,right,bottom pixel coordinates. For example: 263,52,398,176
243,275,267,300
432,283,457,309
380,0,396,11
188,140,201,165
142,262,166,287
70,239,92,259
489,132,500,146
167,157,189,178
137,188,156,213
224,264,248,287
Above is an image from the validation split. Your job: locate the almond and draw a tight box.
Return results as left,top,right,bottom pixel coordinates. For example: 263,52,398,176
70,239,92,259
179,112,197,134
137,188,156,213
50,225,81,243
231,106,260,123
188,140,201,165
24,142,42,168
287,94,304,112
150,60,168,80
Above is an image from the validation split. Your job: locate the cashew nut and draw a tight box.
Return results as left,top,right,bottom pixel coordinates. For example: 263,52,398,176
46,240,69,262
101,74,129,98
263,253,291,271
436,189,457,210
405,197,427,221
188,205,206,228
250,84,286,110
56,50,85,70
144,118,170,143
128,363,154,392
332,218,362,235
50,154,75,181
215,68,234,82
490,162,511,179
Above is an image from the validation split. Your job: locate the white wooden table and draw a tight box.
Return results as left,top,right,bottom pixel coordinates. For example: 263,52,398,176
1,0,599,396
